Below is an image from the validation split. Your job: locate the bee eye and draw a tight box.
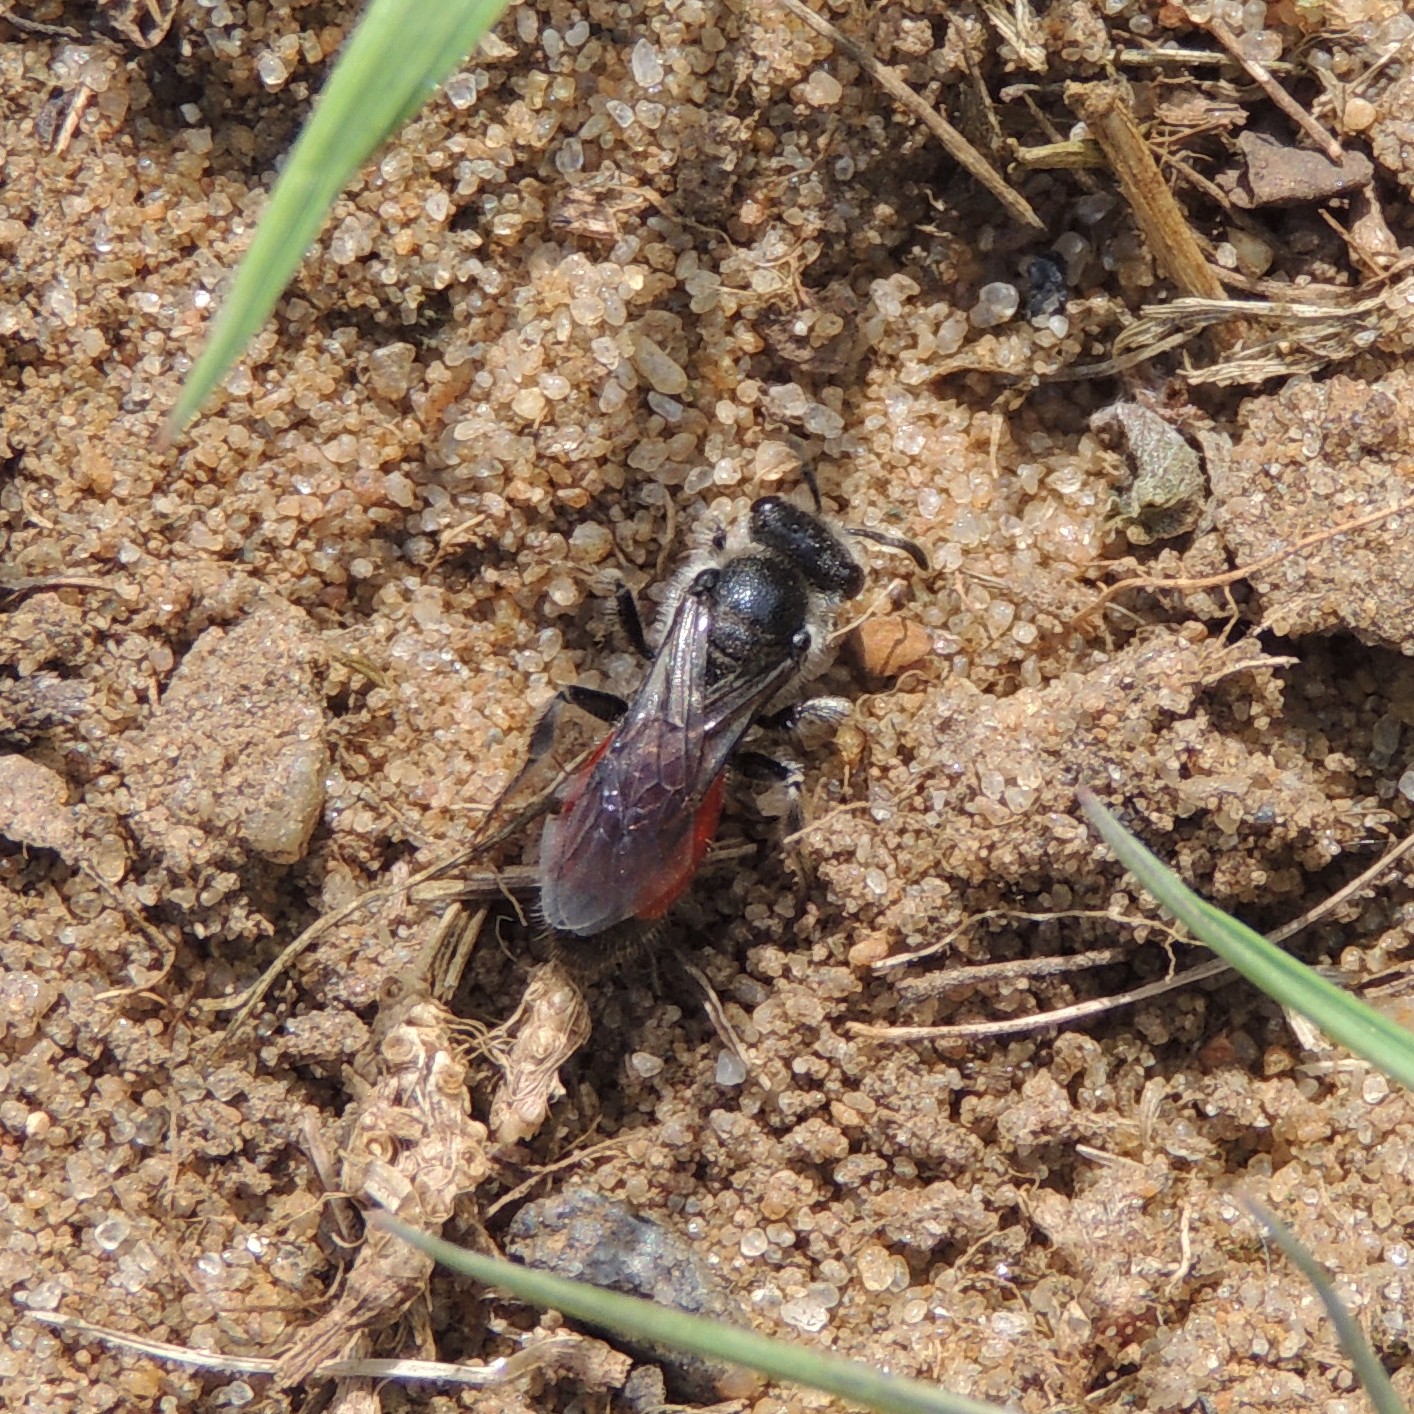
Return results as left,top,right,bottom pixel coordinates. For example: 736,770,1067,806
792,629,811,653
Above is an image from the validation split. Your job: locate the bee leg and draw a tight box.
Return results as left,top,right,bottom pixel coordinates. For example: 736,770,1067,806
757,695,852,735
734,750,815,910
614,581,652,659
527,685,629,760
733,750,805,835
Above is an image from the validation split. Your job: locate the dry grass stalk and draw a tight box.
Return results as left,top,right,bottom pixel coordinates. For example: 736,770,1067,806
856,820,1414,1043
208,851,460,1044
1121,270,1412,383
677,954,762,1086
1059,265,1414,385
978,0,1048,72
875,903,1196,976
1065,80,1228,309
211,747,574,1046
98,0,180,48
850,956,1235,1042
30,1310,602,1390
1077,491,1414,624
1013,137,1106,170
1118,44,1294,71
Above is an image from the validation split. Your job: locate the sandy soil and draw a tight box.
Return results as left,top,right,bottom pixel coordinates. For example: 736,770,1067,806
4,1,1414,1411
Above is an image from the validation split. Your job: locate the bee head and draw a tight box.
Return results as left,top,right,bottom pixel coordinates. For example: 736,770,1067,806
749,496,864,600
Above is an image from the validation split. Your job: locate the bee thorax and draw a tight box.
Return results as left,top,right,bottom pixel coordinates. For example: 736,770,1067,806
706,556,811,679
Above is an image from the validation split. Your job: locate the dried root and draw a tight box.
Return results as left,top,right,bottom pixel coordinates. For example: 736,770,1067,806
488,960,592,1144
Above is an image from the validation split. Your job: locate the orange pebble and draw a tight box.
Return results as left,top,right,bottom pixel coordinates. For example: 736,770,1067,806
847,616,932,677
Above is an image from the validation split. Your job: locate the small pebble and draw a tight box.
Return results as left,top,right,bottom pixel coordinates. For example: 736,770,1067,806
0,755,80,860
847,617,933,677
855,1241,896,1292
630,333,688,395
506,1190,762,1401
630,38,664,87
847,935,891,969
1342,96,1376,131
969,281,1020,328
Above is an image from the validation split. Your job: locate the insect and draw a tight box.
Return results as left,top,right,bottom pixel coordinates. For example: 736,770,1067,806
525,483,928,945
1024,250,1069,321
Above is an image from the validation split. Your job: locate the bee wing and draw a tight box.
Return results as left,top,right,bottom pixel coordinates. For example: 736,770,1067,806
539,584,799,936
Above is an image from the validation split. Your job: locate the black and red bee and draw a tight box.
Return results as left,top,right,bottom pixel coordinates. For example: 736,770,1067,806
525,484,927,945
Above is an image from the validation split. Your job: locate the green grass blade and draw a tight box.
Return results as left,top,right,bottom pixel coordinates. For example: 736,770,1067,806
377,1215,1012,1414
1078,788,1414,1091
166,0,511,436
1240,1198,1405,1414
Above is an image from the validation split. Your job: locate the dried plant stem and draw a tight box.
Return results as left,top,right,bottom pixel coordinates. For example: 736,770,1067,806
0,9,81,37
28,1310,580,1387
678,954,763,1084
850,956,1234,1041
1014,138,1105,170
1076,492,1414,624
207,851,463,1048
483,1137,629,1221
874,907,1185,972
210,753,583,1047
771,0,1044,231
895,947,1135,1000
1118,45,1294,71
1065,81,1227,305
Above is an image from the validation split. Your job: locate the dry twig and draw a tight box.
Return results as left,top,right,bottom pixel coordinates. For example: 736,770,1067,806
977,0,1047,73
1118,44,1294,71
850,956,1232,1042
0,574,125,604
0,8,80,35
874,907,1186,972
482,1137,629,1221
894,946,1136,1000
205,854,454,1045
678,954,763,1087
1069,263,1414,385
210,747,581,1046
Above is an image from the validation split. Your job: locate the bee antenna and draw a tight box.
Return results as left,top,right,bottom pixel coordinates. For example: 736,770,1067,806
848,526,930,572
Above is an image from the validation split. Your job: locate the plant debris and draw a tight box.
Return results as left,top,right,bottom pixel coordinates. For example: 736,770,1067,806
1093,401,1209,546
